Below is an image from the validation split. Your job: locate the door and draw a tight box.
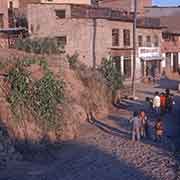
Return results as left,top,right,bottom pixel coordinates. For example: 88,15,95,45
113,56,121,74
123,56,131,79
173,53,178,72
165,53,171,70
0,14,4,28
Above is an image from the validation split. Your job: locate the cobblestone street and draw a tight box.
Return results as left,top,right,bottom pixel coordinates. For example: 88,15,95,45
0,78,180,180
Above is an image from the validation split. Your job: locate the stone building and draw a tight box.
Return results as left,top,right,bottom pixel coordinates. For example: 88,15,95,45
28,4,134,80
27,3,163,82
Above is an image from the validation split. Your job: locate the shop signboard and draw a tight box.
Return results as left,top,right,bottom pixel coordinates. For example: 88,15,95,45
138,47,161,59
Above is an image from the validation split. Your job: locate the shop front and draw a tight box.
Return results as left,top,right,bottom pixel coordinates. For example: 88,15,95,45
110,48,133,80
138,47,163,81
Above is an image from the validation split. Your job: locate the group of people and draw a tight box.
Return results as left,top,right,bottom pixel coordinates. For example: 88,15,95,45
147,89,175,114
130,89,175,142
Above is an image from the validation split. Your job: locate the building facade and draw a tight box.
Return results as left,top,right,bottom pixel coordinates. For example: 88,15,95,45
0,0,8,28
28,3,163,81
40,0,93,5
161,32,180,73
137,25,163,80
99,0,152,15
144,6,180,73
28,4,135,80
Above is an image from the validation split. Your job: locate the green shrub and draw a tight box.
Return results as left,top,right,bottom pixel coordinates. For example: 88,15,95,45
99,57,123,92
7,58,65,130
66,52,79,69
29,72,65,129
15,37,64,55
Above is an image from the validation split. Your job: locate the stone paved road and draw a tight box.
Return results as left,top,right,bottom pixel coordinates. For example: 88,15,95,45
0,78,180,180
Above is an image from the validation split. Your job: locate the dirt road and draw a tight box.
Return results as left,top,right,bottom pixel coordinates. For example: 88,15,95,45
0,79,180,180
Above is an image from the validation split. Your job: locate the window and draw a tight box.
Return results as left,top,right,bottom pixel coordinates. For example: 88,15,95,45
56,36,67,47
55,10,66,18
112,29,119,46
123,29,130,46
138,35,143,47
9,1,13,9
30,24,34,33
0,14,4,28
154,35,159,47
146,36,151,47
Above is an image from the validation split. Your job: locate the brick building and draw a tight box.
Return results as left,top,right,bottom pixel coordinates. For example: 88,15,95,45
137,18,163,80
144,6,180,73
27,3,163,81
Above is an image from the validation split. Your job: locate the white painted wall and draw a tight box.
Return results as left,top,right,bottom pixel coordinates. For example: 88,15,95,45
161,53,166,68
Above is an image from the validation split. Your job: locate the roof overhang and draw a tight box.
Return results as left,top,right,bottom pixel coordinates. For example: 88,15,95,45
140,56,163,61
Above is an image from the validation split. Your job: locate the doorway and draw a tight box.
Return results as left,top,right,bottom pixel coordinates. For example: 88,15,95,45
173,53,178,72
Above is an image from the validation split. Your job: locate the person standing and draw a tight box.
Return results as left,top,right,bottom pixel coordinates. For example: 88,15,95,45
139,110,148,138
153,92,161,114
165,89,175,112
130,111,141,141
160,92,166,114
155,118,164,142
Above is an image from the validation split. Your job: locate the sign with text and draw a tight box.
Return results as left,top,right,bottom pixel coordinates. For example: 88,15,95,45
138,47,161,58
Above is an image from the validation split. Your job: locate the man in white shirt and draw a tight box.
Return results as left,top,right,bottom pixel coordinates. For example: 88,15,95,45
153,91,160,114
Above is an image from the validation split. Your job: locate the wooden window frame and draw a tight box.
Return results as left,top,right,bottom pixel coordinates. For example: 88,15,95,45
123,29,130,47
112,29,119,46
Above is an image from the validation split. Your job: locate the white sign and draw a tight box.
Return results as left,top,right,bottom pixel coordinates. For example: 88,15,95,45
138,47,161,58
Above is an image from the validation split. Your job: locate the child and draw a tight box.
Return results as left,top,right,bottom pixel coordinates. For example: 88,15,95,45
130,111,141,141
155,118,164,142
160,92,166,114
139,110,148,138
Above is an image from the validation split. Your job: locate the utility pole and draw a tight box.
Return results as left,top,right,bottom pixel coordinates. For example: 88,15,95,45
92,0,98,70
132,0,137,99
92,18,97,70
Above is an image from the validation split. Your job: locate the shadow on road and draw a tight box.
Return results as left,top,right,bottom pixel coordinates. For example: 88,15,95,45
0,123,156,180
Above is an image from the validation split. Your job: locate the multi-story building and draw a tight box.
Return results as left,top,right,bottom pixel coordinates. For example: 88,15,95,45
137,17,163,80
28,3,163,81
144,6,180,73
0,0,8,28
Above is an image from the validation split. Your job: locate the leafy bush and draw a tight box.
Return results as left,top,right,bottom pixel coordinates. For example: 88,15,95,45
6,58,65,130
15,37,64,55
66,52,79,69
99,57,123,92
29,72,65,129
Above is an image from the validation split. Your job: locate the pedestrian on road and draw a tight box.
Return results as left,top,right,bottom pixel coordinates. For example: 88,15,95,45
160,92,166,114
155,118,164,142
165,89,175,113
130,111,141,141
153,92,161,114
145,97,153,113
139,110,148,138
